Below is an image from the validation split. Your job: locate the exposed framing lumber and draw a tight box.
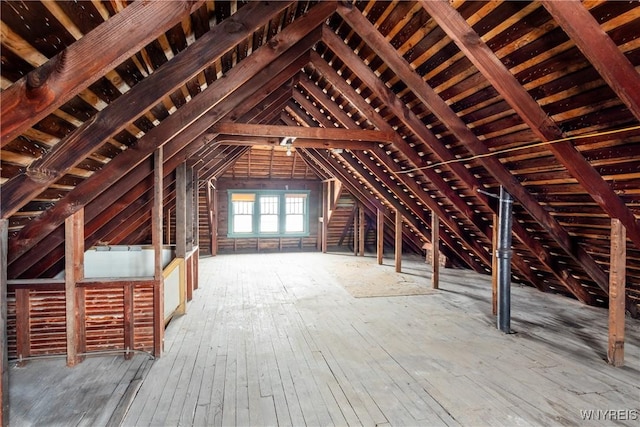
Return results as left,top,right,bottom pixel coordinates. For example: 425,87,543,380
431,212,440,290
212,123,394,143
322,181,329,253
0,0,205,146
331,10,608,303
152,148,164,358
395,211,403,273
7,8,329,268
377,208,384,265
540,0,640,123
64,208,85,366
608,219,626,367
420,0,640,254
358,204,365,256
0,1,295,219
302,59,500,274
492,214,499,316
213,136,376,150
0,220,7,426
353,205,359,256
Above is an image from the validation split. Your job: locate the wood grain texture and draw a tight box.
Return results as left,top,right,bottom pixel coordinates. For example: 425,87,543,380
608,218,626,367
0,0,205,146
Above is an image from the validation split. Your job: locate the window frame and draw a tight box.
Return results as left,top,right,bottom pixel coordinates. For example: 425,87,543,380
227,190,310,238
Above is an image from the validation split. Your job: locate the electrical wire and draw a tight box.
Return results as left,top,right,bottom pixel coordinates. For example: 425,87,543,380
395,124,640,175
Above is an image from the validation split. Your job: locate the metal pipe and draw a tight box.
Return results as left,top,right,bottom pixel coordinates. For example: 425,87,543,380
497,186,513,333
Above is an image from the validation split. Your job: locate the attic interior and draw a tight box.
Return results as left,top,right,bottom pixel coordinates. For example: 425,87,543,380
1,0,639,424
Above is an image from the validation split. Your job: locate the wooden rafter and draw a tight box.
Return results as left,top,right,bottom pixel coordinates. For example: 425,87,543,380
420,0,640,254
212,122,395,142
0,0,206,146
333,8,610,303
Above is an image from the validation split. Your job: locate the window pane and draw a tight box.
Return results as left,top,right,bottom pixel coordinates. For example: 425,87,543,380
234,215,253,233
260,215,279,233
286,214,304,232
286,196,304,214
232,200,253,233
260,196,279,214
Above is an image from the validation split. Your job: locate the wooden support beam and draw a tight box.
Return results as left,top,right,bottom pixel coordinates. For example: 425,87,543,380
186,166,195,252
123,284,134,360
358,204,366,256
0,0,205,146
540,0,640,122
327,10,606,302
377,208,384,265
64,208,85,366
7,7,327,265
492,214,499,316
213,123,394,143
395,211,403,273
152,148,164,358
215,136,376,150
608,219,626,367
431,212,440,290
353,205,359,256
176,162,188,315
420,0,640,255
322,181,329,253
0,220,7,426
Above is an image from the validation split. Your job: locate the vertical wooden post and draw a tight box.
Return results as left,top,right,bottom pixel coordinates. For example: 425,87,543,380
376,208,384,265
123,284,134,360
358,205,365,256
176,162,188,311
211,179,218,256
65,208,85,366
353,205,359,256
492,214,499,316
395,210,402,273
0,220,8,426
608,218,626,367
431,212,440,289
186,165,194,252
15,289,29,366
322,181,329,253
152,148,164,358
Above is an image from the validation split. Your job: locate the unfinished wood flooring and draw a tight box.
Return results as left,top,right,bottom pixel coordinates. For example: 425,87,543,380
123,252,639,426
9,252,640,426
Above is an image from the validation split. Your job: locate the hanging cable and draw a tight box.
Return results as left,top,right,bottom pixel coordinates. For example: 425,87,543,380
395,124,640,175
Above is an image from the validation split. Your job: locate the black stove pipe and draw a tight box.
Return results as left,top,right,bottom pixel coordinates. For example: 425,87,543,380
497,186,513,333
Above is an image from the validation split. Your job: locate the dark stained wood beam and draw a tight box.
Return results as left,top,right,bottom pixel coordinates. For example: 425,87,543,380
431,212,440,290
420,0,640,255
7,8,329,268
212,122,394,142
329,11,604,303
214,135,376,150
540,0,640,122
377,209,384,265
0,0,206,146
0,0,295,218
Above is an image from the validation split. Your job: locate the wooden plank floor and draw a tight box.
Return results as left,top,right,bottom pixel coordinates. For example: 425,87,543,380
10,252,640,426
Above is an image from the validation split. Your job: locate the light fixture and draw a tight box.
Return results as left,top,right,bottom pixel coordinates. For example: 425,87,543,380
280,136,296,156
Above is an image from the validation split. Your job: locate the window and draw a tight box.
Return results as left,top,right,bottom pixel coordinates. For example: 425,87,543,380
228,190,309,238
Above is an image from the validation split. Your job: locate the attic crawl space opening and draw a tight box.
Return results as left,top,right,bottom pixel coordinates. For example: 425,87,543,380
1,0,640,421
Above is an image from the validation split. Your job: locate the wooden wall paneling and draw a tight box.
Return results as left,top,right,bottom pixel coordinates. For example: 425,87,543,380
64,208,85,366
608,218,626,367
152,148,164,358
0,220,7,426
